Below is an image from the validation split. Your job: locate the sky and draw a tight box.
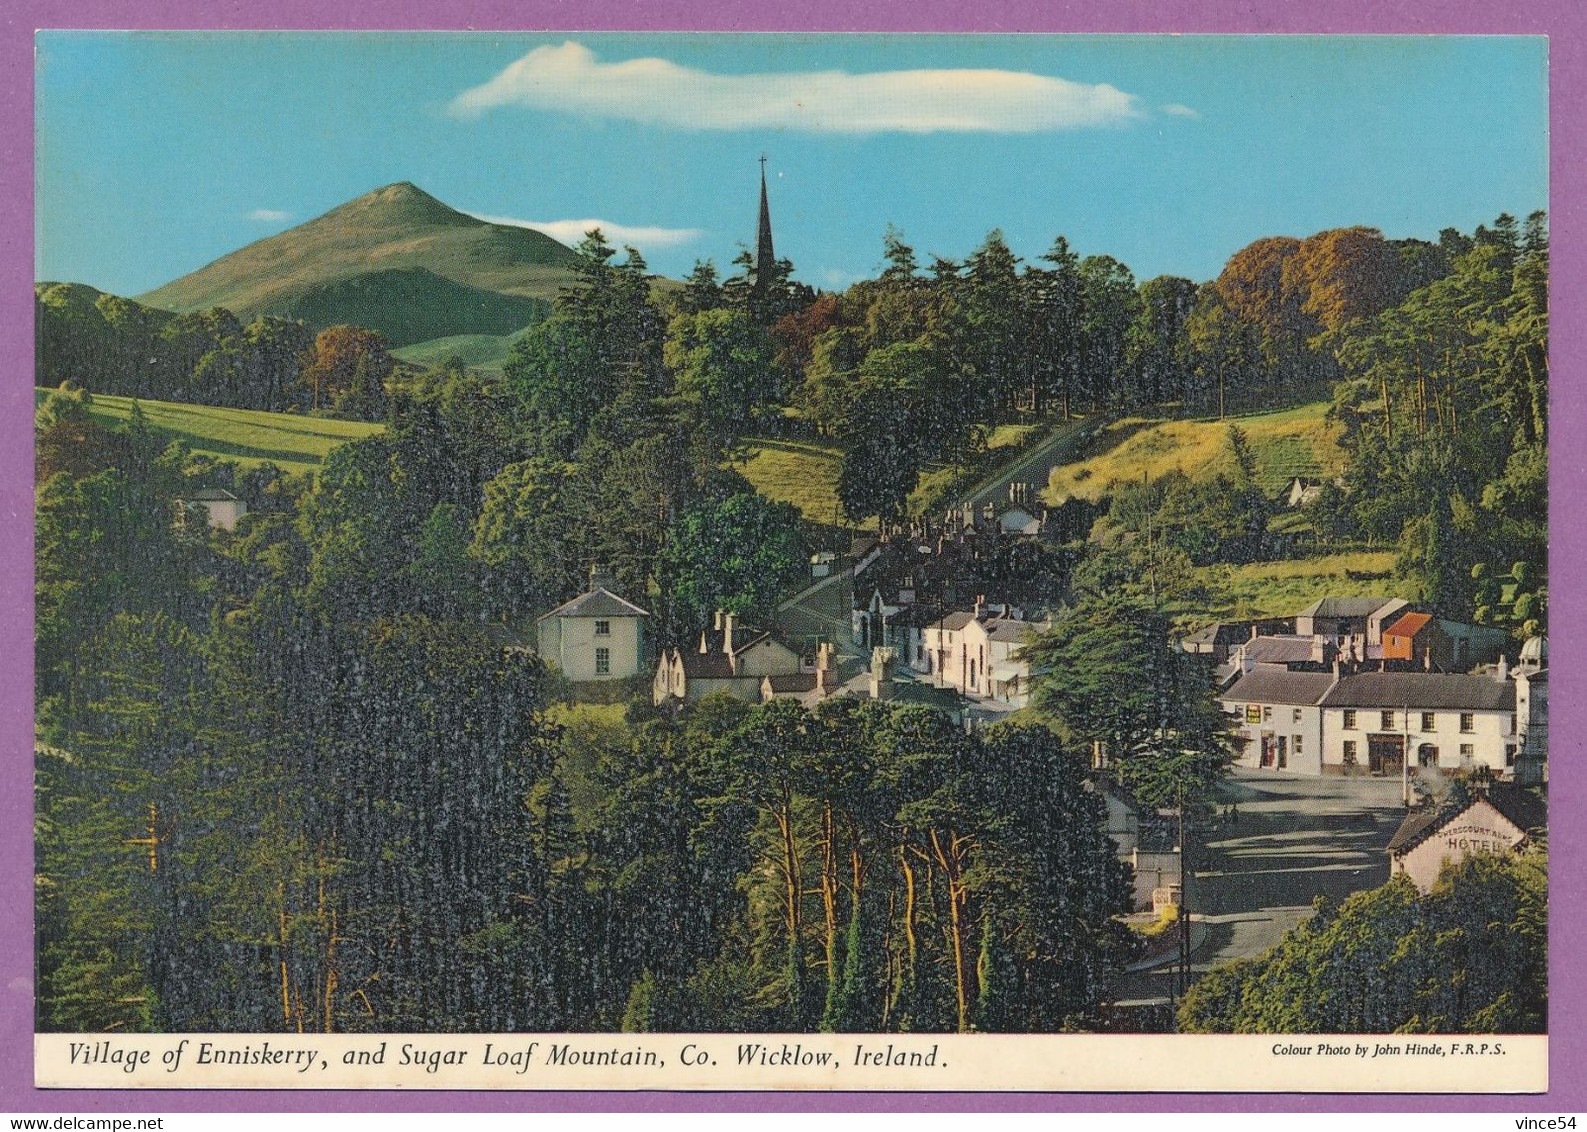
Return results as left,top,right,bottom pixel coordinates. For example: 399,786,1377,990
35,33,1548,298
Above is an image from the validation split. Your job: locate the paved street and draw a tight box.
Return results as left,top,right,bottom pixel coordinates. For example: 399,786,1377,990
1112,768,1407,1006
961,419,1090,507
778,566,854,644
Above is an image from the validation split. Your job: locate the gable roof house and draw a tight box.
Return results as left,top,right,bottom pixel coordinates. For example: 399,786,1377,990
925,600,1047,712
1294,596,1411,644
535,572,651,682
653,609,806,706
176,487,249,532
1220,665,1339,775
1317,671,1518,777
1387,783,1546,892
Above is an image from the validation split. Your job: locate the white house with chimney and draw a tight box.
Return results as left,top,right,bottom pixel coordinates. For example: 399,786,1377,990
924,600,1046,709
1317,670,1518,777
653,609,806,705
535,570,651,681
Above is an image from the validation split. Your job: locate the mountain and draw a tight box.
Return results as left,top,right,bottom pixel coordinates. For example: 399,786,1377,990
137,182,584,347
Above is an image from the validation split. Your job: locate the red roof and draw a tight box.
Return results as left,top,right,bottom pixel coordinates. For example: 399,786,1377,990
1384,611,1433,639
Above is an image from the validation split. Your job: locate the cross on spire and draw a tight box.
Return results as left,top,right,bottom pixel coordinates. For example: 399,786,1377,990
754,156,776,298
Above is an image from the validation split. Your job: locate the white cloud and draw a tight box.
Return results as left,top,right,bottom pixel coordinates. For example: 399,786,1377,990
450,41,1142,133
469,212,704,251
247,208,292,222
1162,103,1200,118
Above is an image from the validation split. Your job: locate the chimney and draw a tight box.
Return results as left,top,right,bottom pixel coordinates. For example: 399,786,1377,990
1238,644,1254,676
1495,654,1510,682
698,631,709,655
589,563,614,592
974,595,986,620
714,609,723,632
869,646,897,701
723,611,736,652
817,641,833,673
1310,634,1326,666
1424,647,1432,671
1332,656,1342,680
1250,623,1259,642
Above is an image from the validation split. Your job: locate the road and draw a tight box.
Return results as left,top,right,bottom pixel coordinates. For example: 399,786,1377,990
775,419,1094,650
959,419,1092,508
1111,768,1407,1007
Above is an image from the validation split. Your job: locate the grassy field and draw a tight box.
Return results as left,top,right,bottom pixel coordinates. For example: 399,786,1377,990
393,326,536,372
733,437,853,528
1187,550,1399,622
38,389,384,476
1047,401,1344,503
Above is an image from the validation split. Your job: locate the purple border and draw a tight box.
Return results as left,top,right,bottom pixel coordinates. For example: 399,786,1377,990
3,0,1580,1114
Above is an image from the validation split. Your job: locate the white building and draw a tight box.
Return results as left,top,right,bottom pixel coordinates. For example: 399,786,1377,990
1317,671,1517,777
535,580,651,682
1514,637,1548,785
1220,665,1335,775
178,487,248,532
653,610,807,705
1386,785,1545,892
925,602,1045,709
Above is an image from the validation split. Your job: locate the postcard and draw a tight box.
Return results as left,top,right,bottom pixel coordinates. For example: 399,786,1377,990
22,25,1558,1102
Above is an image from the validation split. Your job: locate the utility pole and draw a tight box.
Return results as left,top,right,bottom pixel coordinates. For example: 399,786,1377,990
1177,783,1190,997
1402,703,1411,808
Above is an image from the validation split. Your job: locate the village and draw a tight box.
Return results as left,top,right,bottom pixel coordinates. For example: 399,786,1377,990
521,463,1549,1007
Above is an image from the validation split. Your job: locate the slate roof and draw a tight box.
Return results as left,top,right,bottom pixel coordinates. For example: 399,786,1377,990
1319,672,1515,712
985,617,1041,643
1223,666,1338,706
676,651,738,679
1244,635,1319,665
538,588,651,621
1296,596,1394,620
933,611,977,632
764,673,820,694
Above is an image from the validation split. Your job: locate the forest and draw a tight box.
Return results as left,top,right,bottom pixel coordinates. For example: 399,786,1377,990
35,209,1548,1033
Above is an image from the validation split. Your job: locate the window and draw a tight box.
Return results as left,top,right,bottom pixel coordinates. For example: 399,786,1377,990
1293,734,1303,755
1460,713,1474,733
1509,714,1518,735
594,619,611,637
1292,708,1303,723
595,647,610,675
1506,744,1518,767
1380,710,1395,731
1421,712,1436,732
1343,709,1357,730
1460,743,1475,761
1343,740,1357,766
1262,706,1273,722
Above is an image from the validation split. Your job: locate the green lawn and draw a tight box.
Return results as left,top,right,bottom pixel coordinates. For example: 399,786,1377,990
392,326,534,372
1047,401,1344,503
733,437,854,528
37,389,384,476
1187,550,1399,622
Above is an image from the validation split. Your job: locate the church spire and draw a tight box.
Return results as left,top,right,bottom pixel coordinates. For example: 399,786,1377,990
753,154,776,298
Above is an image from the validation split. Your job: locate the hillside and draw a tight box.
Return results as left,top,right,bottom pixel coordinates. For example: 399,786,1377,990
392,325,538,372
734,438,850,528
137,182,582,346
276,267,547,349
1045,402,1345,503
37,389,383,476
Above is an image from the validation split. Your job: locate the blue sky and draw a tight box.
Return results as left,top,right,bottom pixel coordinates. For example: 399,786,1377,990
35,33,1547,298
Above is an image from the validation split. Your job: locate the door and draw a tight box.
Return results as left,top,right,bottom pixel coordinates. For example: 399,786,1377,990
1368,733,1405,775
